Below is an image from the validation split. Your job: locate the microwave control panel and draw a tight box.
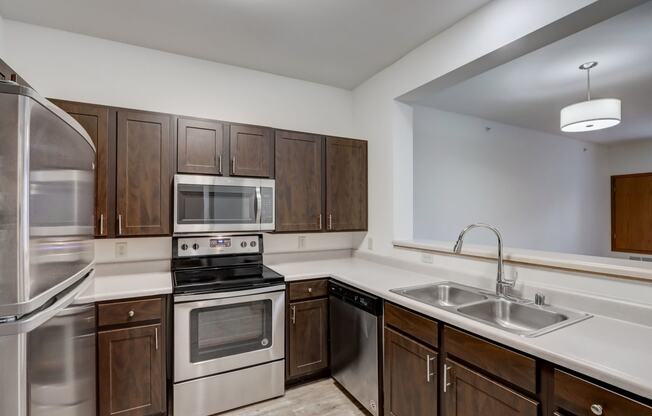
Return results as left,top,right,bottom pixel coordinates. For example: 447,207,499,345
174,235,261,257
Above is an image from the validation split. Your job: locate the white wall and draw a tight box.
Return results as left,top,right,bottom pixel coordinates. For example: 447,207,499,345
412,106,611,256
2,20,353,138
352,0,598,257
608,139,652,176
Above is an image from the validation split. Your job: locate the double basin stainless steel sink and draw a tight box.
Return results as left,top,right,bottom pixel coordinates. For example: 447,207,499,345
390,282,591,337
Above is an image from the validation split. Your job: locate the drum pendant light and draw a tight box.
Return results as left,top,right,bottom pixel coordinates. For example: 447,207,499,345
560,62,621,133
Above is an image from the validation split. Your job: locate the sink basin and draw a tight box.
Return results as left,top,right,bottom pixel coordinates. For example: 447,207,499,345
457,298,590,337
390,282,488,308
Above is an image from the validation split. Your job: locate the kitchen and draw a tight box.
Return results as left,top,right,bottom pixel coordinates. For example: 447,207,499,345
1,1,652,415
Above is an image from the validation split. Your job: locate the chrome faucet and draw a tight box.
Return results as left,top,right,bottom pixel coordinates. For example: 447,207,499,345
453,223,515,298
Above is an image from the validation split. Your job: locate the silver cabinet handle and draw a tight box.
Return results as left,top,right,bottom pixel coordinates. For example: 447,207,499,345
319,214,322,229
443,364,452,392
118,214,123,235
218,155,223,175
231,156,236,174
553,412,563,416
291,305,296,324
99,213,105,235
590,404,603,415
328,214,333,230
128,310,135,318
426,354,435,383
154,327,159,351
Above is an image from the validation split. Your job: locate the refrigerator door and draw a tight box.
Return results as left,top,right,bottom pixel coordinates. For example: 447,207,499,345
0,271,95,416
0,82,95,318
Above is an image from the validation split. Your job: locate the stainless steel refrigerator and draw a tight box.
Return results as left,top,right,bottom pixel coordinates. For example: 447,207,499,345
0,80,97,416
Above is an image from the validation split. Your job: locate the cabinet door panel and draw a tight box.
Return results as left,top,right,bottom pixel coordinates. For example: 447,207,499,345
177,118,225,175
230,124,273,178
275,131,323,232
116,111,171,236
384,328,437,416
443,359,538,416
325,137,367,231
288,298,329,378
50,99,110,237
98,325,164,416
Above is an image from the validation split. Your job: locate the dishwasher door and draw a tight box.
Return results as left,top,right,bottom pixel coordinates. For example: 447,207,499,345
330,295,380,416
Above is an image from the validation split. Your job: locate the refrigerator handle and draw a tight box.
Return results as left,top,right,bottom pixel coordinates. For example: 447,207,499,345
0,269,94,336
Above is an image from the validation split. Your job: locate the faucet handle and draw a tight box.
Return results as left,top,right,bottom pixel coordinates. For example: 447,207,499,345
534,293,546,306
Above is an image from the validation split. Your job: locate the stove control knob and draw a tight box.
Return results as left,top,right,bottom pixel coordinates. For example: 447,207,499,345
240,241,248,248
250,241,257,247
192,243,200,250
181,243,188,251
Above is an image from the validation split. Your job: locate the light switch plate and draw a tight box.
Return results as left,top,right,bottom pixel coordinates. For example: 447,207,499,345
115,242,128,258
298,235,307,249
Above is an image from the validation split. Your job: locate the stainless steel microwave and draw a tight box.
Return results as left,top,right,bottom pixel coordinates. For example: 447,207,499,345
174,174,275,233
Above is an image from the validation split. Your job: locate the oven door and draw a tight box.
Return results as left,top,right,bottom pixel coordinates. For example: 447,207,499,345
174,286,285,383
174,174,275,233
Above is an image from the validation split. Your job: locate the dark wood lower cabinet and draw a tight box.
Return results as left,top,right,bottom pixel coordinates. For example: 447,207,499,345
98,324,165,416
287,298,329,380
443,359,538,416
384,328,438,416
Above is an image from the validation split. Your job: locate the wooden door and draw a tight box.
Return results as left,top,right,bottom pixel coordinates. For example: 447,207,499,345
275,131,323,232
288,298,329,378
612,173,652,254
325,137,367,231
98,325,164,416
116,110,171,236
50,99,110,237
177,117,225,175
384,328,437,416
229,124,273,177
443,358,538,416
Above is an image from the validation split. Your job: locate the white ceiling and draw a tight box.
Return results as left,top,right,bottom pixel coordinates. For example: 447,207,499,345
411,2,652,144
0,0,490,89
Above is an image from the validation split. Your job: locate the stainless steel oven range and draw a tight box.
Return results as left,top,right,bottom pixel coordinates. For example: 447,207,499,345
172,234,285,416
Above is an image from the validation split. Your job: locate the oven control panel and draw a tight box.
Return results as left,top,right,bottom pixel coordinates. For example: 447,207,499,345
175,235,261,257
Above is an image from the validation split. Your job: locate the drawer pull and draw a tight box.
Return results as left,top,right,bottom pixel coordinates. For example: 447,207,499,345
128,310,135,318
590,404,603,415
307,287,313,293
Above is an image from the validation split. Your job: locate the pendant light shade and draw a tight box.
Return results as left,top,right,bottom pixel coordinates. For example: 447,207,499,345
560,61,621,133
560,98,621,132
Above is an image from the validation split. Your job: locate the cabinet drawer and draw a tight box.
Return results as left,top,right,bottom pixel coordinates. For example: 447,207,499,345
444,326,536,394
384,302,438,348
554,369,652,416
98,298,163,327
288,279,329,301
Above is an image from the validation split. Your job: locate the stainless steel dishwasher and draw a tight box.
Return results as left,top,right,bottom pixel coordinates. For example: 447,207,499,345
329,282,383,416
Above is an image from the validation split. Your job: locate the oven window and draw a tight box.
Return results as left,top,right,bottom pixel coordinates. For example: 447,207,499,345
189,300,273,362
177,184,257,225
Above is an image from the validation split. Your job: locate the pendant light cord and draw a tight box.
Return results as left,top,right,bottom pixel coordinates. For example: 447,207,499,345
586,67,591,101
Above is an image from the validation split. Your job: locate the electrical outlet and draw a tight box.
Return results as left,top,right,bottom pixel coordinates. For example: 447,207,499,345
421,252,434,264
298,235,307,249
115,242,128,258
367,237,373,250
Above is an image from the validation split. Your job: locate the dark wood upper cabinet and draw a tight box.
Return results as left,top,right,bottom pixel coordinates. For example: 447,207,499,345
612,172,652,254
275,131,324,232
177,117,226,175
229,124,273,178
98,324,165,416
50,99,110,237
384,328,438,416
287,298,329,379
443,358,538,416
325,137,367,231
116,110,171,236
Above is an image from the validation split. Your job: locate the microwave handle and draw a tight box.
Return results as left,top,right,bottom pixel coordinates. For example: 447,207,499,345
255,186,262,224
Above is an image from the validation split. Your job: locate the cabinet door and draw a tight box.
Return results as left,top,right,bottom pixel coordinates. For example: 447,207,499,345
177,118,225,175
325,137,367,231
384,328,437,416
288,298,329,379
98,325,164,416
229,124,273,177
275,131,323,232
116,110,171,236
443,358,538,416
51,99,110,237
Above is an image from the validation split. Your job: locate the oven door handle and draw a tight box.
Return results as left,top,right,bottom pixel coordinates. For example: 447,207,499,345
255,186,262,225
